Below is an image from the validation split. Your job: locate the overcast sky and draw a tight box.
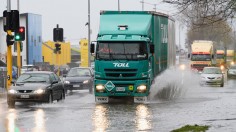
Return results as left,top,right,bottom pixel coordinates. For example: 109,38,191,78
0,0,186,48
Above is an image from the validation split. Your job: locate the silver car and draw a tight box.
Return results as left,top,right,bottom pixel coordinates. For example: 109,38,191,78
227,65,236,78
200,67,224,87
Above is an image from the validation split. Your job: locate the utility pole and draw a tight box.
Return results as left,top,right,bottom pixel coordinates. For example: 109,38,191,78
17,0,21,76
141,0,144,11
88,0,91,67
7,0,13,88
118,0,120,11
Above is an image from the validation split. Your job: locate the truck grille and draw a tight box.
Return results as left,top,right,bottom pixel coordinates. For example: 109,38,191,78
104,69,137,78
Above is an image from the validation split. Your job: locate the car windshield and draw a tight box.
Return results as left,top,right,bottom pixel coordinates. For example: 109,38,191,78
203,68,222,74
67,68,91,77
230,65,236,69
16,73,50,83
96,42,148,60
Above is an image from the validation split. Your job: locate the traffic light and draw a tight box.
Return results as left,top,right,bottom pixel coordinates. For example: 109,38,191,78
3,10,19,32
53,28,63,42
6,34,15,46
55,43,61,52
15,27,25,41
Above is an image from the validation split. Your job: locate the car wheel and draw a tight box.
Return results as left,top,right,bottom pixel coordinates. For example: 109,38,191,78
58,91,65,101
48,93,53,103
89,87,93,94
220,82,224,87
7,100,15,108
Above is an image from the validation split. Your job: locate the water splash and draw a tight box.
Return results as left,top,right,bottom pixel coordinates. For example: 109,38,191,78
149,66,199,101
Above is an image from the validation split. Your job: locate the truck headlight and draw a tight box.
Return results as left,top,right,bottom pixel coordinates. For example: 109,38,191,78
137,85,147,93
8,89,17,94
64,81,70,84
220,65,224,70
34,89,45,94
83,80,89,84
96,85,105,92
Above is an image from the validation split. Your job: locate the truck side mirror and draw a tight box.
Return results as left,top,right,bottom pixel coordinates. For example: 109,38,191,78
150,44,154,54
90,43,95,54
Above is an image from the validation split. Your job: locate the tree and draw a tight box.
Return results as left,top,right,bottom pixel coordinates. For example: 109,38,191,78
186,17,233,49
164,0,236,27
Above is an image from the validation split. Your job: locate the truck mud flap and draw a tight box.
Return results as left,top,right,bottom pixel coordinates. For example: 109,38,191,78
95,97,109,103
134,97,147,103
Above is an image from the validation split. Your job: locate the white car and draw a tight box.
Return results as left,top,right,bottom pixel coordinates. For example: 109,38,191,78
227,64,236,78
200,67,224,87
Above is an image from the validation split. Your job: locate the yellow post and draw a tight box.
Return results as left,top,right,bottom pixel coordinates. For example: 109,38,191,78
7,31,13,89
56,53,60,76
17,41,21,76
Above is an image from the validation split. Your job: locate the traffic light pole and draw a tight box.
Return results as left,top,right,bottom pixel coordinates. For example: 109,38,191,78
7,31,13,89
17,41,21,76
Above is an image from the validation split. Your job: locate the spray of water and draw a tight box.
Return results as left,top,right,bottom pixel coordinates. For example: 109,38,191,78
149,66,200,101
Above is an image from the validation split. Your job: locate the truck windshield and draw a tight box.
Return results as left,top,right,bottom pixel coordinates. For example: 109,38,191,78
216,54,224,59
191,54,211,61
96,42,148,60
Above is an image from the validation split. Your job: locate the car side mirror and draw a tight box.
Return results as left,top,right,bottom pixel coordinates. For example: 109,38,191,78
90,43,95,54
52,80,58,84
150,44,154,54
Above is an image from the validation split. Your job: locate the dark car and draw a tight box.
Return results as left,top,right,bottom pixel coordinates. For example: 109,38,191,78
63,67,94,93
7,71,65,108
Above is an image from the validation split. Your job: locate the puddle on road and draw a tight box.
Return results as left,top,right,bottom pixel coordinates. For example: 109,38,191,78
149,66,200,101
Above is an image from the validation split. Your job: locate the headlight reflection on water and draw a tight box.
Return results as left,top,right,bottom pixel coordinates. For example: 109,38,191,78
93,105,109,132
33,109,46,132
6,109,18,132
135,104,152,131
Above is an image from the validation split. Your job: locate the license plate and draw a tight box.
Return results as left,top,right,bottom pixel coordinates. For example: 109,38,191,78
20,95,29,98
95,97,109,103
73,85,80,87
116,87,125,91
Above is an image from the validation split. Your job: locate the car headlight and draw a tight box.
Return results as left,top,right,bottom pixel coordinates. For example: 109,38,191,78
201,77,206,79
231,62,235,65
83,80,89,84
137,85,147,93
64,81,70,84
96,85,105,92
8,89,17,94
34,89,45,94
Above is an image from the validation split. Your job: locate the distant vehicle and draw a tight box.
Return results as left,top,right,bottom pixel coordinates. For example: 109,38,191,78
226,50,235,67
7,71,65,108
63,67,94,93
190,40,215,71
200,67,224,87
227,64,236,78
216,50,225,66
21,65,35,74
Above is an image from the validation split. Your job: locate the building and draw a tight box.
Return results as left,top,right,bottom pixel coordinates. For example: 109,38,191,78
0,13,42,66
42,41,71,66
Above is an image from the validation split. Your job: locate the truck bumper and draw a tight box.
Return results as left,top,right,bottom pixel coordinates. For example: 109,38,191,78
94,79,150,97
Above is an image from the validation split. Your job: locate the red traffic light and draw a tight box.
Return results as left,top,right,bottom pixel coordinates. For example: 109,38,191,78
19,27,24,32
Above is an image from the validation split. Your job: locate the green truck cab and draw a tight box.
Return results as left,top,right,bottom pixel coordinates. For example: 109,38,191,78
91,11,175,103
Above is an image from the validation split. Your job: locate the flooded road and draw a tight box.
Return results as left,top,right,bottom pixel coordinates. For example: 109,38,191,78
0,63,236,131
